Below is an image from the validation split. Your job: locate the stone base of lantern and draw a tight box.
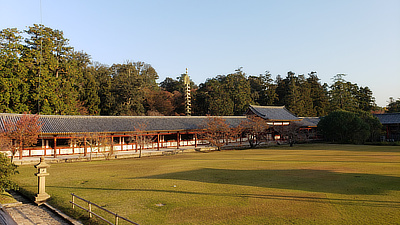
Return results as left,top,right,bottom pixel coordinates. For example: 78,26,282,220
35,192,50,205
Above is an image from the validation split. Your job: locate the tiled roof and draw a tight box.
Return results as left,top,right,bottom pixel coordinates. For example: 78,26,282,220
298,117,320,127
374,113,400,125
246,105,301,121
0,114,246,135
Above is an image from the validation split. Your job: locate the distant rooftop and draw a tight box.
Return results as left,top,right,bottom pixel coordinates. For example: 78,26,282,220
246,105,301,121
298,117,320,127
374,113,400,125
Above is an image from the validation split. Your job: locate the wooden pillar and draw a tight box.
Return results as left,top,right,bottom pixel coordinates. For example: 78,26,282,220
120,136,124,151
53,136,57,158
84,137,87,156
43,139,47,156
157,133,160,151
195,132,197,148
130,136,134,150
111,136,114,153
135,135,138,152
72,138,75,154
177,132,180,149
386,125,389,140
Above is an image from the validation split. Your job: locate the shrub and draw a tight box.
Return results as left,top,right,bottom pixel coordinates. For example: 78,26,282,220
0,152,18,192
318,110,371,144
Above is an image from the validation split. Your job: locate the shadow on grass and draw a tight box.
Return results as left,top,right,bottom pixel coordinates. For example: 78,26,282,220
135,168,400,195
46,185,400,209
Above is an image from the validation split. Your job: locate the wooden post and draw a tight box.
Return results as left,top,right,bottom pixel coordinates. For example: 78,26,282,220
177,132,180,149
43,139,47,156
88,202,92,218
53,136,57,158
115,214,119,225
135,135,138,152
71,138,75,154
84,137,87,156
195,132,197,148
111,136,114,154
386,126,389,140
157,133,160,151
72,194,75,209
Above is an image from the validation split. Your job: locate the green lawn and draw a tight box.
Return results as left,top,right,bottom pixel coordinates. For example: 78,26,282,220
12,144,400,224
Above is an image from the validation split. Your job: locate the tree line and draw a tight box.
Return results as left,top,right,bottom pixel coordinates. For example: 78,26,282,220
1,25,396,117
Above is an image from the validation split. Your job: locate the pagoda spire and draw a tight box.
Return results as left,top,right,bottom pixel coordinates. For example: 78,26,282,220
184,68,191,116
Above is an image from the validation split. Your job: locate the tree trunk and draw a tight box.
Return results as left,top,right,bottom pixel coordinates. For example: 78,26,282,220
19,141,23,159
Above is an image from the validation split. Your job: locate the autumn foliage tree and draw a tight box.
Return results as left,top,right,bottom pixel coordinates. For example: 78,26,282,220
130,123,154,158
202,115,231,151
274,123,302,147
239,115,270,148
72,132,113,160
1,113,42,161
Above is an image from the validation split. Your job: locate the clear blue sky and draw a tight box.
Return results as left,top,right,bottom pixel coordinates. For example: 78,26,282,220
1,0,399,107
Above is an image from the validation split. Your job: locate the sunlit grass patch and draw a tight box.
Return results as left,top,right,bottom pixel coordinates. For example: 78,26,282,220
0,191,18,204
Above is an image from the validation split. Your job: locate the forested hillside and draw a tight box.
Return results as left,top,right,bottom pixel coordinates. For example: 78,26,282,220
0,25,384,116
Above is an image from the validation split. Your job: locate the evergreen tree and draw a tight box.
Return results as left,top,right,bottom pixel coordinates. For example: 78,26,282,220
110,61,159,116
356,86,376,112
307,72,329,116
0,28,30,113
22,24,82,114
248,71,277,106
80,68,100,115
328,74,358,112
328,74,376,113
318,110,371,144
224,68,253,115
275,71,314,116
92,62,114,115
387,97,400,113
193,69,253,116
160,77,180,93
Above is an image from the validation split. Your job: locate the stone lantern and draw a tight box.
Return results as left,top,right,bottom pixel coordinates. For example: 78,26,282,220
34,156,50,205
